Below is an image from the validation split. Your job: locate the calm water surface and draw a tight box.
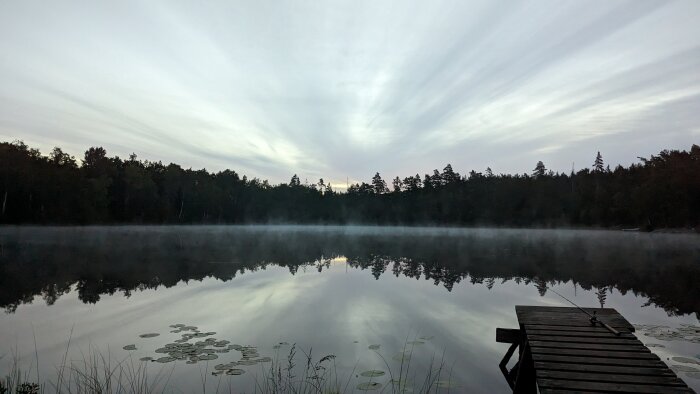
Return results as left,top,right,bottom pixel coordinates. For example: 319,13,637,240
1,226,699,393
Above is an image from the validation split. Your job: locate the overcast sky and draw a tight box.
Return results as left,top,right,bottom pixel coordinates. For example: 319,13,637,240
1,0,699,188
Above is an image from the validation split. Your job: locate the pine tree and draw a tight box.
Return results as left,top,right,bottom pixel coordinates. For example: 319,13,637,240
441,164,460,184
593,152,604,173
596,287,607,308
290,174,300,186
392,176,403,193
371,172,388,194
532,161,546,178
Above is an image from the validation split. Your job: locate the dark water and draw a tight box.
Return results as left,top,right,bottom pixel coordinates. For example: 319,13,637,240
1,226,699,393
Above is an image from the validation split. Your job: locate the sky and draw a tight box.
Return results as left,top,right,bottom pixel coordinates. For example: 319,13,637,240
1,0,699,189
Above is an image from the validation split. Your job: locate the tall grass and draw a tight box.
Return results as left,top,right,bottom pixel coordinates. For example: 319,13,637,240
252,340,455,394
2,339,455,393
1,346,171,394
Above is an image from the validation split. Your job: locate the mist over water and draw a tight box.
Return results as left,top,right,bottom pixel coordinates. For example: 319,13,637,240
1,225,699,392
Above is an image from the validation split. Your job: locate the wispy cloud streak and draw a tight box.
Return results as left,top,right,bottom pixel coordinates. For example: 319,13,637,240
1,0,699,184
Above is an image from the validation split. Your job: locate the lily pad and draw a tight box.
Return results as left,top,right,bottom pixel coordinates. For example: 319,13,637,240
360,370,385,377
357,382,382,391
368,344,380,350
436,380,458,388
123,344,137,351
255,357,272,363
392,352,410,362
198,354,218,361
226,369,245,375
139,333,160,338
670,365,699,372
672,356,700,365
154,357,176,363
139,357,152,362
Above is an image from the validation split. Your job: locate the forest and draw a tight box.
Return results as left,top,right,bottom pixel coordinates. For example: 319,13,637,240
1,140,698,229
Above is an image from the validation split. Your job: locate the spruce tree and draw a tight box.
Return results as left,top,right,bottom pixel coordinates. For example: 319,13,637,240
593,152,604,173
532,161,546,178
371,172,388,194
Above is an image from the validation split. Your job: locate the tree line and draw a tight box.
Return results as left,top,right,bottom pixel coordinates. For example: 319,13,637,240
1,140,698,228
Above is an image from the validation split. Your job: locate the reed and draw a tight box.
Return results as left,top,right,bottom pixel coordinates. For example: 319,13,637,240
2,339,455,393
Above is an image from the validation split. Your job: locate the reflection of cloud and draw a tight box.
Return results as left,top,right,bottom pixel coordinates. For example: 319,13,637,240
1,0,699,180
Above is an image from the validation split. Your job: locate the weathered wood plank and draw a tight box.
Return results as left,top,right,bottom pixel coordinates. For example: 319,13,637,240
526,329,635,338
516,305,620,315
519,311,630,320
496,328,520,344
528,340,649,352
539,389,607,394
519,317,632,327
530,346,659,360
523,324,620,333
535,370,687,386
533,361,675,377
536,378,693,393
527,334,638,344
531,353,666,367
518,316,632,329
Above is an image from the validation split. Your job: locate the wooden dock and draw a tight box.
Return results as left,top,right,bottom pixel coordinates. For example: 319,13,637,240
496,305,694,393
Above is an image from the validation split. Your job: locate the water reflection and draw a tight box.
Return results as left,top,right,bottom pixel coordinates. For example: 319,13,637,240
1,225,698,316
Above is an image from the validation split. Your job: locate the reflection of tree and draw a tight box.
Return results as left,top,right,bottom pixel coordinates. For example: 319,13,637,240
596,287,608,308
0,228,698,318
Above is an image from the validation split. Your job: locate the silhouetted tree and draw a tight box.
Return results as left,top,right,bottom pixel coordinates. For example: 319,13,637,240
596,287,608,308
593,152,604,173
403,174,421,191
1,141,698,229
532,161,546,178
441,164,460,184
371,172,388,194
392,176,402,193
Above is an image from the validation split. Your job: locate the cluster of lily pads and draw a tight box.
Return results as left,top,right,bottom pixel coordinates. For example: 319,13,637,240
633,323,700,380
122,324,271,376
634,323,700,344
352,335,456,391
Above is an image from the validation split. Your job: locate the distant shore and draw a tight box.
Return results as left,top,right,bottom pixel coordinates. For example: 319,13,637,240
1,223,698,235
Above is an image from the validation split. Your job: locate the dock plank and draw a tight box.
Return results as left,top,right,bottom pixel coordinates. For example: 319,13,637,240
533,361,675,376
513,305,692,393
529,340,650,352
527,334,638,344
526,329,636,338
530,347,659,360
532,353,666,367
537,378,693,393
535,370,687,386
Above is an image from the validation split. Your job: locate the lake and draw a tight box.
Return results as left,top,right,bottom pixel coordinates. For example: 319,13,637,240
1,225,699,393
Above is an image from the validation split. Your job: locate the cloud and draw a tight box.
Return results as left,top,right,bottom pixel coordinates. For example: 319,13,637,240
1,0,699,184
